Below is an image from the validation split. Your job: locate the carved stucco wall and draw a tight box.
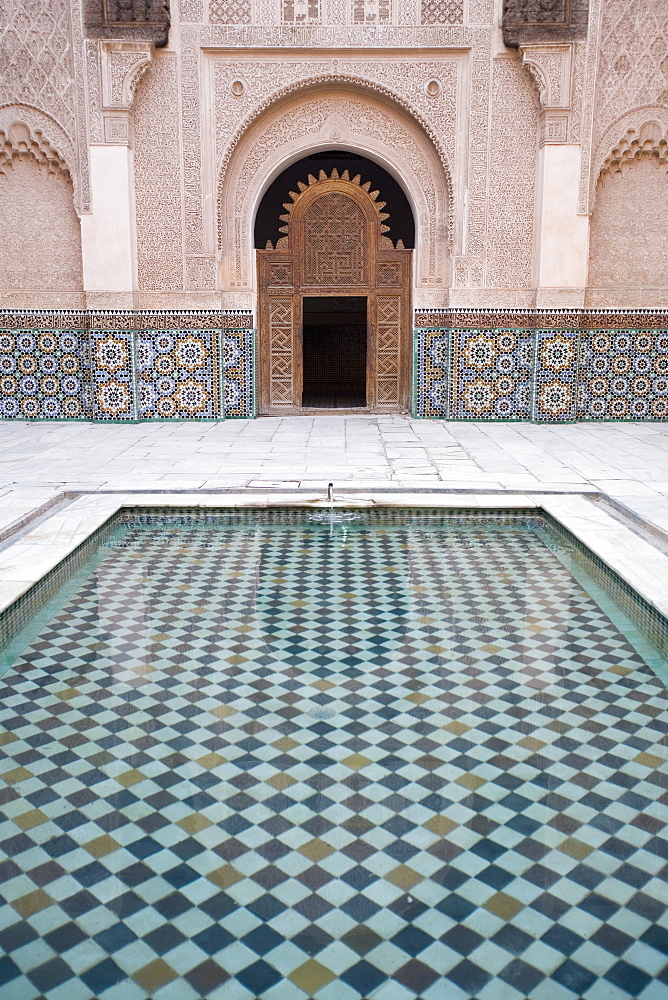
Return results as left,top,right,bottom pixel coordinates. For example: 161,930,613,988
133,53,184,290
0,0,76,139
123,22,547,306
0,0,89,212
595,0,668,144
102,0,668,320
588,0,668,203
4,0,668,310
575,0,668,307
486,57,538,290
0,155,83,291
210,56,462,205
587,155,668,306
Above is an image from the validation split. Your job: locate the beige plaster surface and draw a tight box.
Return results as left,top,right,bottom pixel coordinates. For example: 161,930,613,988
80,145,137,293
536,143,589,291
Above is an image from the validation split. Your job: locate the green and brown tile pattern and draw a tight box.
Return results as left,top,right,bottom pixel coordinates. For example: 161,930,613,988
0,510,666,1000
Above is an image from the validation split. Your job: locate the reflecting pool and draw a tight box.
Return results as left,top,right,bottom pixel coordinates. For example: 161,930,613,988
0,509,666,1000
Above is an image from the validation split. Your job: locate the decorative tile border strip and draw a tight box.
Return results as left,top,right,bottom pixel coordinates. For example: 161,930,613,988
0,311,255,421
414,309,668,421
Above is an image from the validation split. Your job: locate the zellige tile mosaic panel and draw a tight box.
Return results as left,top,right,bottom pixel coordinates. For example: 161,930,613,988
0,312,256,422
0,328,90,420
578,329,668,421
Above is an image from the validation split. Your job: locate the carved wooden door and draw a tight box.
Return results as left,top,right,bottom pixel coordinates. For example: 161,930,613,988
258,169,411,413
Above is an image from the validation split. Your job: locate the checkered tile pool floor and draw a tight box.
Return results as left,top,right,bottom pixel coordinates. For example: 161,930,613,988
0,510,667,1000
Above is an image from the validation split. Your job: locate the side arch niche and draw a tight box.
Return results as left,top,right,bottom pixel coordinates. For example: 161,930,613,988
0,110,83,294
587,115,668,306
216,82,451,308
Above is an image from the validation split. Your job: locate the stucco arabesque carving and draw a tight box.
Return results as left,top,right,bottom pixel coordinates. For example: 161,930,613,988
216,72,455,229
593,111,668,204
520,43,572,144
197,24,473,47
0,105,75,188
99,41,155,144
219,72,454,178
216,83,451,307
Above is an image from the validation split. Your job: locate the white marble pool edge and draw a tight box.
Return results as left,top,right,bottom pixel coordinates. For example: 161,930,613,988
1,490,668,630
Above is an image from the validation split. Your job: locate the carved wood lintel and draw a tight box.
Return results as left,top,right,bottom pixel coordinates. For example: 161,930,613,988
83,0,170,48
503,0,588,49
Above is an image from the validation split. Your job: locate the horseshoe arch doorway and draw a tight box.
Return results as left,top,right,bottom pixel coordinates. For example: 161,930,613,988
255,152,414,414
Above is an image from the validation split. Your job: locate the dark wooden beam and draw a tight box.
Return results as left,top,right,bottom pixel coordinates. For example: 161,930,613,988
502,0,589,48
83,0,170,48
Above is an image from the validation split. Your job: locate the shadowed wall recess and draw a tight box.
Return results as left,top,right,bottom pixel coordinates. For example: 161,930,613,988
83,0,171,46
502,0,589,47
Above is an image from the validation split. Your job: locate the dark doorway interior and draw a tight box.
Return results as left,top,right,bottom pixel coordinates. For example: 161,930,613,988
255,151,415,251
302,297,367,408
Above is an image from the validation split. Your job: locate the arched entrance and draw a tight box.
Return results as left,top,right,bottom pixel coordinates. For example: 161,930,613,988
257,165,412,413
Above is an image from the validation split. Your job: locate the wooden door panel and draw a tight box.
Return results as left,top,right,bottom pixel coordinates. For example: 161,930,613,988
267,295,297,408
257,175,412,413
376,294,401,408
302,192,368,286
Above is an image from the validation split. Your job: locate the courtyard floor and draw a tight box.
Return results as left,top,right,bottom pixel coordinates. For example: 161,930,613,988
0,417,667,541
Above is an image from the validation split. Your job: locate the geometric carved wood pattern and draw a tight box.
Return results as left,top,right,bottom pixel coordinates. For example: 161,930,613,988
267,296,295,407
303,193,367,286
376,295,402,406
258,170,411,413
378,261,402,286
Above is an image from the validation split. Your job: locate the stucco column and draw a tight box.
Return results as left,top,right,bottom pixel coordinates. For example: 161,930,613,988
521,44,589,307
536,143,589,291
81,144,137,297
80,41,153,306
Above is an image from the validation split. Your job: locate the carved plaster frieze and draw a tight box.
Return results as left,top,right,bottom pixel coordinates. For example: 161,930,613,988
95,41,155,144
101,41,155,108
191,22,473,46
210,61,461,207
85,40,156,148
521,44,572,108
576,0,601,214
0,0,90,212
520,43,573,144
0,120,71,179
540,112,569,143
86,40,154,146
594,0,668,147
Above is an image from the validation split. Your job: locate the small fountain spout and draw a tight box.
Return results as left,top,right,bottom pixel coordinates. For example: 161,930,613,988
305,483,371,510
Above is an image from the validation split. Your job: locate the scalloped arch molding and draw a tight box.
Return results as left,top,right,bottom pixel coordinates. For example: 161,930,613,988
216,80,452,307
0,104,77,204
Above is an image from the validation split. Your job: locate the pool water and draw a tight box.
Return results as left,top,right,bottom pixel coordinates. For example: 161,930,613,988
0,509,667,1000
